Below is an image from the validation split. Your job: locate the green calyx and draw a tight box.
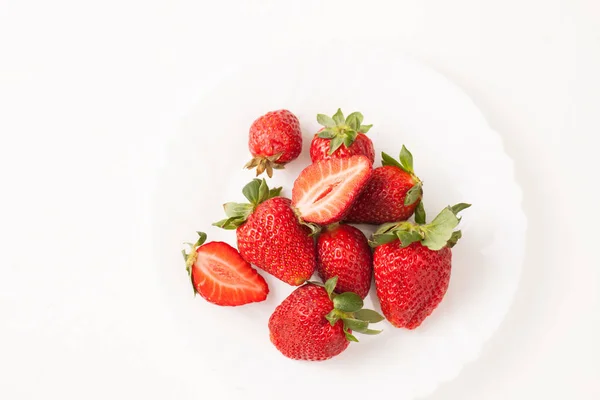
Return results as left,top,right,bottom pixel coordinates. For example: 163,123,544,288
310,277,385,342
213,178,282,229
316,108,373,155
244,152,285,178
181,231,208,296
369,203,471,250
381,145,423,206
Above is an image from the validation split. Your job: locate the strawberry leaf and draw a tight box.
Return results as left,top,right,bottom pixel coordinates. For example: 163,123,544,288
399,145,414,173
415,201,426,224
359,124,373,133
353,309,385,323
343,134,354,148
223,202,254,219
342,318,369,332
317,114,336,128
269,186,283,198
450,203,472,216
258,178,269,202
324,276,338,298
333,292,364,312
420,207,460,251
329,135,346,154
447,230,463,248
396,230,423,247
404,182,422,205
361,328,383,335
345,112,363,131
242,178,281,206
369,233,397,248
381,152,403,169
317,129,336,139
212,217,245,230
345,331,359,342
242,179,262,204
373,221,402,235
332,108,345,125
325,310,340,326
194,231,207,246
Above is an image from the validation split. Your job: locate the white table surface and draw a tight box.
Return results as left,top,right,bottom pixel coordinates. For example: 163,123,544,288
1,1,599,399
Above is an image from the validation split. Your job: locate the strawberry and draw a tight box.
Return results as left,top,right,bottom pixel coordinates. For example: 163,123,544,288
244,109,303,177
214,179,317,286
292,155,372,225
345,146,423,224
370,203,471,328
317,224,372,299
268,277,384,361
310,109,375,164
182,232,269,306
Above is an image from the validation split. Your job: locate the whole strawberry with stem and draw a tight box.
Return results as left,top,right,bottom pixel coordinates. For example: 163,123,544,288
310,109,375,164
182,232,269,306
346,145,423,225
269,276,384,361
244,109,303,178
214,179,317,286
317,224,372,299
370,203,471,329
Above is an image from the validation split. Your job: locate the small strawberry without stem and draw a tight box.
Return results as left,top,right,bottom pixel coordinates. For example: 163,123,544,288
317,224,372,299
292,155,372,225
310,109,375,164
245,109,302,178
346,146,423,225
370,203,471,329
214,179,317,286
182,232,269,306
268,277,384,361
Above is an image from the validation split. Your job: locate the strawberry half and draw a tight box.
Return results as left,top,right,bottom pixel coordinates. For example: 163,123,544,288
182,232,269,306
292,155,372,225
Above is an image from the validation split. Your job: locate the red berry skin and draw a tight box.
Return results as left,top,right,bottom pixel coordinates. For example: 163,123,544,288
345,165,420,224
373,241,452,329
310,132,375,164
249,110,302,163
317,224,372,299
237,197,316,286
268,284,349,361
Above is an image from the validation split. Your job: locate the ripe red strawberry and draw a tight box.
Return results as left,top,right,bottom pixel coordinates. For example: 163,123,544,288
244,109,303,177
370,203,471,328
268,277,384,361
346,146,423,224
310,109,375,164
214,179,317,286
182,232,269,306
317,224,372,298
292,155,372,225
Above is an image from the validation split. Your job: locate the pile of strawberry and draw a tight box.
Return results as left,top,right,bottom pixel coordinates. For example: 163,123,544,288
182,109,470,361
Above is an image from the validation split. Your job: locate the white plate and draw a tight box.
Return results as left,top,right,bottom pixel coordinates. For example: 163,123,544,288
153,45,526,399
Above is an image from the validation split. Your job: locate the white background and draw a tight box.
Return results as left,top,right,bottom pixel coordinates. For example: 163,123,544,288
1,1,599,399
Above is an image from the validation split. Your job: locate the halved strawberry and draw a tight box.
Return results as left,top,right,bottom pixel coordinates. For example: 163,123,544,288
292,155,372,225
182,232,269,306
